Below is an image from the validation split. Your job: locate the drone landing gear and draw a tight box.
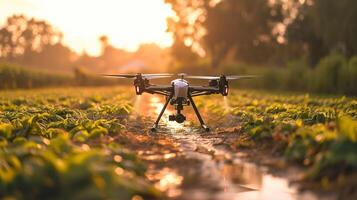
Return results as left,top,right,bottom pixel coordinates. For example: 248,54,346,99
150,94,209,132
150,125,158,132
188,94,210,132
151,94,173,132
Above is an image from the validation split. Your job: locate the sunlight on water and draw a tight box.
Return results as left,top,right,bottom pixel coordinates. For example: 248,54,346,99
221,162,262,191
150,96,165,115
146,168,183,198
150,96,161,104
167,120,184,131
148,95,185,131
216,159,320,200
142,152,177,161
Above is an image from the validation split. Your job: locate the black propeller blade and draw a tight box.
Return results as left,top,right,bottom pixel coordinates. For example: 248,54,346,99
102,73,173,79
185,75,259,80
102,74,137,79
102,73,258,80
226,75,259,80
185,75,217,80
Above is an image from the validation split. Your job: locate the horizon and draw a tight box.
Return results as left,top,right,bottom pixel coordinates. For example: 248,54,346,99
0,0,174,56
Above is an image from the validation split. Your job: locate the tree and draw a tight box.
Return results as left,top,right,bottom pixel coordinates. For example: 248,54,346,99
312,0,357,57
0,15,62,60
285,0,357,65
285,2,328,65
169,38,199,66
166,0,283,67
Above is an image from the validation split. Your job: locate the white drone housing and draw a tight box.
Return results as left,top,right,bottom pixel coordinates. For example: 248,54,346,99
171,79,189,100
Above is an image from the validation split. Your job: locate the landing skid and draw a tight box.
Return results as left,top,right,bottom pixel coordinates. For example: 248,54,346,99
201,125,210,132
151,125,158,132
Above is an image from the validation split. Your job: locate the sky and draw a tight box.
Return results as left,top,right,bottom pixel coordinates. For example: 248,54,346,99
0,0,175,56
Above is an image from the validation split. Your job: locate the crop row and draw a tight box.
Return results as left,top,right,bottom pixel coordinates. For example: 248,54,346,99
199,91,357,193
0,88,160,199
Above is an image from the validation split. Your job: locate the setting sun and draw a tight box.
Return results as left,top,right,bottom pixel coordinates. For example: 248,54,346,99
0,0,174,55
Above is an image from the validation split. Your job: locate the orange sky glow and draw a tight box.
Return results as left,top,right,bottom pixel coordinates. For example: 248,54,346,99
0,0,175,56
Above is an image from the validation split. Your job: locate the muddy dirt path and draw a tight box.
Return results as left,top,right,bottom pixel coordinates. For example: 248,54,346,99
126,94,328,200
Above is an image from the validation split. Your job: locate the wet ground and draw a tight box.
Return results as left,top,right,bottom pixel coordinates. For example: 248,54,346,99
125,94,333,200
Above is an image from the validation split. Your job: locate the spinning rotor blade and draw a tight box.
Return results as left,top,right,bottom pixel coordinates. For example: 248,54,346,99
185,75,259,80
226,75,259,80
144,73,173,76
185,75,220,80
102,74,136,79
145,75,173,79
102,73,173,79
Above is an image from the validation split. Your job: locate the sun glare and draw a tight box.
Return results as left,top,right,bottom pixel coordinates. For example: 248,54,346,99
0,0,174,55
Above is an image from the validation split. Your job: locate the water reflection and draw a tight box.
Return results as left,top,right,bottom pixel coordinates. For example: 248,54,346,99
141,152,177,161
150,96,165,115
149,95,185,130
222,161,262,190
146,167,183,198
218,159,308,200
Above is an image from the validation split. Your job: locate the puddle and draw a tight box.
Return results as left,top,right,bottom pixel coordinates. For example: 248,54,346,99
146,167,183,198
130,94,329,200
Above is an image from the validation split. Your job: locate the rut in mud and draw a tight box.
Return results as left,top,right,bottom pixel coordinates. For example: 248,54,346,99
125,94,327,200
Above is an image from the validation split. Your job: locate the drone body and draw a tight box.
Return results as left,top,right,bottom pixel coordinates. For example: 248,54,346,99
103,73,256,132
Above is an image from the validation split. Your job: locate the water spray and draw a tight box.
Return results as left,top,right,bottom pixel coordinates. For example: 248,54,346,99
133,95,142,115
223,96,231,113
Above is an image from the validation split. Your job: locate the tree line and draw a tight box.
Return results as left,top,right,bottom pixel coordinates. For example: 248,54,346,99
0,15,170,74
165,0,357,67
1,1,357,94
0,15,169,89
0,15,75,72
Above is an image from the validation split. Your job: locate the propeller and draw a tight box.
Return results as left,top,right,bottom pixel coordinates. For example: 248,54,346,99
102,73,173,80
185,75,259,80
225,75,259,80
184,75,217,80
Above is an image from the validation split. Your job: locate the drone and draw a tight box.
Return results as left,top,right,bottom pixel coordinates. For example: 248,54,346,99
103,73,256,132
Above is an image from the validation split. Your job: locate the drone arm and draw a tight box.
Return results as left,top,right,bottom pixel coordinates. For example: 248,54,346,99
189,86,218,92
191,92,215,97
189,86,219,97
145,90,170,96
146,90,170,96
143,85,173,96
146,85,172,91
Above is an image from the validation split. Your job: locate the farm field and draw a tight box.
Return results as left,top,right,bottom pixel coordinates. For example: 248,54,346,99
0,87,160,199
0,87,356,200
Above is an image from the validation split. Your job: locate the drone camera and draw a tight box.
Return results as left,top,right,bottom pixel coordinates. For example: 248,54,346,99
169,114,186,123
